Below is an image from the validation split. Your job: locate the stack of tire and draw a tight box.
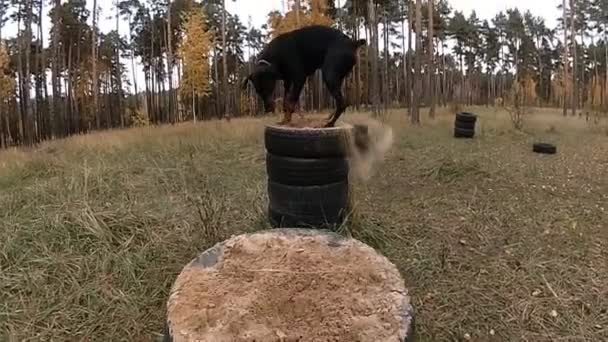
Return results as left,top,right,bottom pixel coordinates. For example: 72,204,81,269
454,112,477,138
264,124,353,230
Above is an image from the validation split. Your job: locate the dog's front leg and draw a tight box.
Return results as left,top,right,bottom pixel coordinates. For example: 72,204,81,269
279,98,295,125
279,81,295,125
324,97,347,127
284,77,306,123
283,79,304,120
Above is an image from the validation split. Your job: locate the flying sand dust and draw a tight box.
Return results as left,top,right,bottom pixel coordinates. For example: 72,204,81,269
341,117,395,183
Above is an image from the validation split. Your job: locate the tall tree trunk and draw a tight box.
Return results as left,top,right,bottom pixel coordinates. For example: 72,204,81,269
116,3,124,127
428,0,435,118
401,11,407,104
92,0,99,128
442,41,447,105
407,0,413,116
67,44,74,134
0,2,3,41
166,0,175,123
145,71,151,121
383,11,389,111
76,38,83,132
570,0,576,116
0,16,4,146
412,0,422,124
127,14,139,105
368,0,379,115
38,0,48,139
605,26,608,109
536,33,544,106
579,29,584,109
222,0,230,120
52,0,62,137
150,17,157,123
16,1,24,143
355,18,361,109
24,0,34,145
192,90,196,122
562,0,568,116
0,15,2,145
213,46,220,117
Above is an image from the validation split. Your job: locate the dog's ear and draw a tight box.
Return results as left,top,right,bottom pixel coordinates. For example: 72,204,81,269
241,75,250,90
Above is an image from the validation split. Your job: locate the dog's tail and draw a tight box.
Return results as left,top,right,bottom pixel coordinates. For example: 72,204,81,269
353,39,367,49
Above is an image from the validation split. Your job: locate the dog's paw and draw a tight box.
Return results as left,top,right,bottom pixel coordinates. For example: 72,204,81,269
322,120,336,128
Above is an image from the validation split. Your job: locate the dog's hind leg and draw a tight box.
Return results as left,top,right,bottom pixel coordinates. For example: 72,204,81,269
322,55,355,127
323,75,346,127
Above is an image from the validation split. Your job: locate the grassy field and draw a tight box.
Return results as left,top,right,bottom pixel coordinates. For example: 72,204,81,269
1,107,607,341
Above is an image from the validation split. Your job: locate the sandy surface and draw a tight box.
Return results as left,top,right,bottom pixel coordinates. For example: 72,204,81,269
166,230,411,342
276,116,329,128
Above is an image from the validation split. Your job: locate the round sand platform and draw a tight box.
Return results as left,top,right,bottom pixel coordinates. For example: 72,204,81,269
165,229,415,342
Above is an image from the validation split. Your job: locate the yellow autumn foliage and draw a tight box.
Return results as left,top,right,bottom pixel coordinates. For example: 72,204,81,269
551,67,571,108
519,75,537,106
75,60,95,125
0,43,15,101
505,75,537,129
268,0,334,38
586,76,603,111
179,7,214,101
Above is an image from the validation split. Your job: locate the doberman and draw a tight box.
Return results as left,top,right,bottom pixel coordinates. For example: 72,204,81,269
242,25,366,127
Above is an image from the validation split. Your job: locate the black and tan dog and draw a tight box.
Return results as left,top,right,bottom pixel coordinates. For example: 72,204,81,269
242,25,366,127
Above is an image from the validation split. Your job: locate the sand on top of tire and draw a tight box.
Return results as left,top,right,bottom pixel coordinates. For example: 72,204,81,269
276,116,328,128
166,230,412,342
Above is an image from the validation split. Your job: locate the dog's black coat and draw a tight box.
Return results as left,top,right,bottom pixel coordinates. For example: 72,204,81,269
242,25,366,127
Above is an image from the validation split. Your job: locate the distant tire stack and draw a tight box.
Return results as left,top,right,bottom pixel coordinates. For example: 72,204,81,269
454,112,477,138
264,124,353,230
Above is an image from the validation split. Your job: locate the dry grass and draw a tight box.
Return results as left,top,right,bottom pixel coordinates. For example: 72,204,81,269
1,107,607,341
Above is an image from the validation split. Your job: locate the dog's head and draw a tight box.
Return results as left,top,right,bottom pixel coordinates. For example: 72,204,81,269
242,60,279,113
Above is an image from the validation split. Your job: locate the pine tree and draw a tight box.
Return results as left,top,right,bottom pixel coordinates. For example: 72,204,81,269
428,0,436,118
412,0,422,124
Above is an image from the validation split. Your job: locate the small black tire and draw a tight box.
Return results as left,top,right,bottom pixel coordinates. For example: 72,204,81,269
454,127,475,138
456,112,477,123
268,180,349,227
454,120,476,130
533,143,557,154
264,124,353,158
266,153,349,186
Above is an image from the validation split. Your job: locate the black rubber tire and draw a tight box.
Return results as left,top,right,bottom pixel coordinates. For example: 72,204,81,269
454,120,476,130
268,207,347,228
264,124,353,158
266,153,349,186
455,112,477,123
533,143,557,154
454,127,475,138
268,180,349,228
